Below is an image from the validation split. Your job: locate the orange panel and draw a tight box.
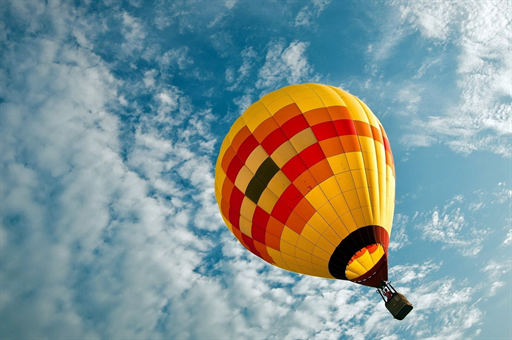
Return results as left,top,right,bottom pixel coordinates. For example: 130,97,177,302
371,125,383,144
309,159,334,184
286,211,307,234
273,103,302,126
232,228,248,248
221,146,237,174
267,215,285,238
253,117,280,142
254,240,274,264
319,137,345,157
339,135,361,153
265,232,281,250
231,126,252,151
221,179,235,203
327,106,351,120
294,198,317,222
304,107,332,126
353,121,372,138
293,170,318,196
221,198,231,221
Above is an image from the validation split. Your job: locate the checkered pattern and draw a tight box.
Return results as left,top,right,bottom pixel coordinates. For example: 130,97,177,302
215,84,395,282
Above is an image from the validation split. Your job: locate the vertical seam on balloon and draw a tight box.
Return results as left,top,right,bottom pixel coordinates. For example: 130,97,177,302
326,85,375,272
304,84,369,269
350,97,378,270
352,97,381,269
355,97,387,250
317,85,371,271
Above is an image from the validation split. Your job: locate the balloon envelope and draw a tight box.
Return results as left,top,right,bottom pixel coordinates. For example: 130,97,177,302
215,84,395,288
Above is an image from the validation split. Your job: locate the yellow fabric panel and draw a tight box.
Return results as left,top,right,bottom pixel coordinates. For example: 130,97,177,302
307,213,330,234
296,248,313,262
287,87,317,102
374,141,386,174
235,165,254,193
340,211,358,233
350,169,367,189
258,188,279,214
226,117,248,142
259,88,289,108
328,86,369,123
267,247,289,268
245,145,269,173
346,270,359,280
346,259,366,276
242,101,266,124
305,186,329,210
322,227,342,247
330,218,350,241
320,94,346,107
355,250,374,270
307,84,347,107
311,253,328,266
351,207,368,227
329,194,350,217
343,189,360,210
283,83,309,94
371,245,385,263
271,141,297,167
266,95,295,115
239,215,252,237
240,197,257,221
280,241,297,256
266,171,291,197
335,172,356,192
317,203,339,224
314,236,335,254
300,224,322,243
281,226,300,245
346,152,364,170
289,128,317,153
312,245,332,261
296,236,315,253
296,95,326,113
362,152,378,172
215,170,227,195
246,107,272,132
327,153,350,174
356,187,371,208
319,176,342,200
281,253,298,265
354,96,380,128
359,136,376,155
296,258,314,270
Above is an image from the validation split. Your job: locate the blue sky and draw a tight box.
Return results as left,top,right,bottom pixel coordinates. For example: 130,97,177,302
1,0,511,339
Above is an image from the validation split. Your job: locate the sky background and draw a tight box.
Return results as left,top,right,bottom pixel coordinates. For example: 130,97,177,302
1,0,511,339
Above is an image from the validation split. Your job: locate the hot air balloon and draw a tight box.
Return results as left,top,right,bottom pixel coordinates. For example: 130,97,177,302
214,83,413,320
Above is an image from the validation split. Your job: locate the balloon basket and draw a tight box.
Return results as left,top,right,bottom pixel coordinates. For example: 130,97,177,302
385,292,413,320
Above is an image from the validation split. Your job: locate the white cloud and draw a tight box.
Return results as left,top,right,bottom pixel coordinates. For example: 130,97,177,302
159,46,194,70
393,0,512,157
481,261,511,296
256,40,313,90
227,46,257,91
294,0,332,27
121,12,146,54
504,229,512,245
414,195,490,256
388,213,411,251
